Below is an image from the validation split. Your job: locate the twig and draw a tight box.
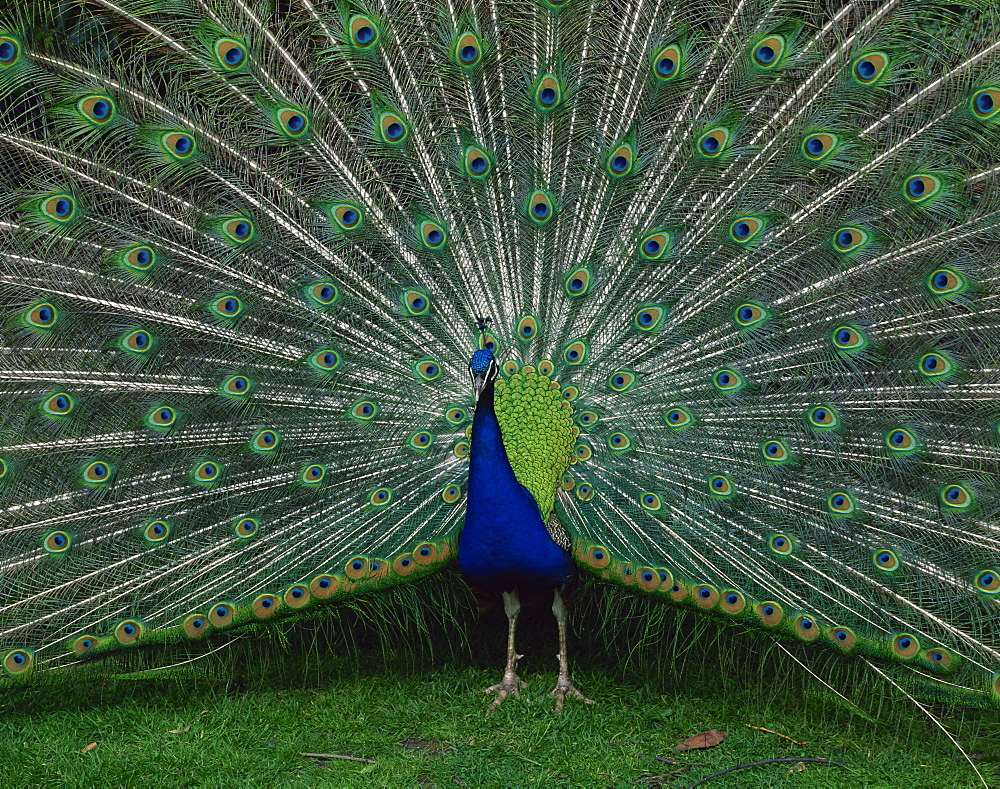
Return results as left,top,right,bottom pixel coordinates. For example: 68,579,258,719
744,725,807,745
684,757,846,788
300,752,375,764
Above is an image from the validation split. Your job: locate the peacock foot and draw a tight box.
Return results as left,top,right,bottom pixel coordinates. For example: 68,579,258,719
549,677,594,714
485,662,527,712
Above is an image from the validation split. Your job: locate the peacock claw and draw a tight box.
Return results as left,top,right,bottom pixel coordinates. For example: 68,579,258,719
485,669,528,712
550,678,594,713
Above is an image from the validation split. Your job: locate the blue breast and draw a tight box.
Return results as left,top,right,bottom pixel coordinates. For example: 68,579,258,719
458,381,575,589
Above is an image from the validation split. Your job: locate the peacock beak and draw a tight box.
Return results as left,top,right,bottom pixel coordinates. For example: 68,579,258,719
472,371,488,401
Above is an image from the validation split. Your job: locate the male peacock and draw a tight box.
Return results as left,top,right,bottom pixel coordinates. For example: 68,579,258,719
2,0,1000,718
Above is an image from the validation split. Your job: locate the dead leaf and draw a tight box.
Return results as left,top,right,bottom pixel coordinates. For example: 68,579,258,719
80,742,97,754
675,729,727,751
786,761,808,775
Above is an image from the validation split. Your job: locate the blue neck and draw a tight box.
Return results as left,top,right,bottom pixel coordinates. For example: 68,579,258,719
458,380,574,590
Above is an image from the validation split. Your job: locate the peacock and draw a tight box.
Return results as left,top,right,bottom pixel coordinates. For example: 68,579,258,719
2,0,1000,719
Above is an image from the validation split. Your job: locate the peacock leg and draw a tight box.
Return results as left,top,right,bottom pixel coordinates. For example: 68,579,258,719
486,588,528,711
550,588,594,713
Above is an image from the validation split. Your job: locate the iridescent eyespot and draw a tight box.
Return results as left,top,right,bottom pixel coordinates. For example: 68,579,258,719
310,349,341,373
331,203,362,230
221,375,252,397
146,406,176,429
82,461,113,486
310,576,336,598
307,281,339,306
161,131,196,160
407,431,433,451
43,392,74,416
123,245,156,271
607,432,632,452
806,405,838,430
708,475,733,497
576,482,595,501
827,491,856,515
639,231,670,260
0,36,21,67
751,35,785,68
794,615,821,641
413,542,442,565
831,325,867,351
904,174,941,203
446,406,467,424
465,145,491,177
454,31,482,66
414,359,441,381
606,143,633,177
214,38,247,71
222,217,255,243
41,194,77,223
940,483,973,510
350,400,378,421
576,410,598,428
285,584,311,608
734,302,769,328
534,74,562,110
234,517,259,538
927,268,965,296
561,474,575,491
885,428,916,453
349,14,379,49
442,484,462,503
78,94,116,125
760,440,791,462
640,491,660,510
420,220,447,249
277,107,309,137
561,385,578,401
564,267,591,297
608,370,636,392
853,52,888,85
479,332,497,352
72,636,98,656
634,305,665,331
403,289,431,316
664,407,692,428
114,620,143,644
251,429,280,452
720,590,746,614
971,87,1000,120
528,190,554,224
975,569,1000,593
769,533,793,555
712,369,744,392
919,352,952,378
563,340,587,365
538,360,554,376
729,216,763,243
801,133,837,162
515,315,539,341
574,443,593,461
693,585,719,609
43,531,72,554
370,487,392,506
453,441,470,458
25,302,58,329
301,464,326,484
183,615,209,639
873,549,900,572
832,226,868,253
921,648,953,671
211,295,243,319
697,127,729,158
120,329,153,354
892,633,920,659
143,520,170,543
756,602,784,627
192,461,221,484
652,44,681,81
828,627,857,652
379,112,408,143
209,603,235,627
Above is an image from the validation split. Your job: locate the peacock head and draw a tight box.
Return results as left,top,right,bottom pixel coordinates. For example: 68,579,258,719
468,349,498,401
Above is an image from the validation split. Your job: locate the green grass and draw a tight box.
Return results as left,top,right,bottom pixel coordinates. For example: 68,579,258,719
4,581,998,787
